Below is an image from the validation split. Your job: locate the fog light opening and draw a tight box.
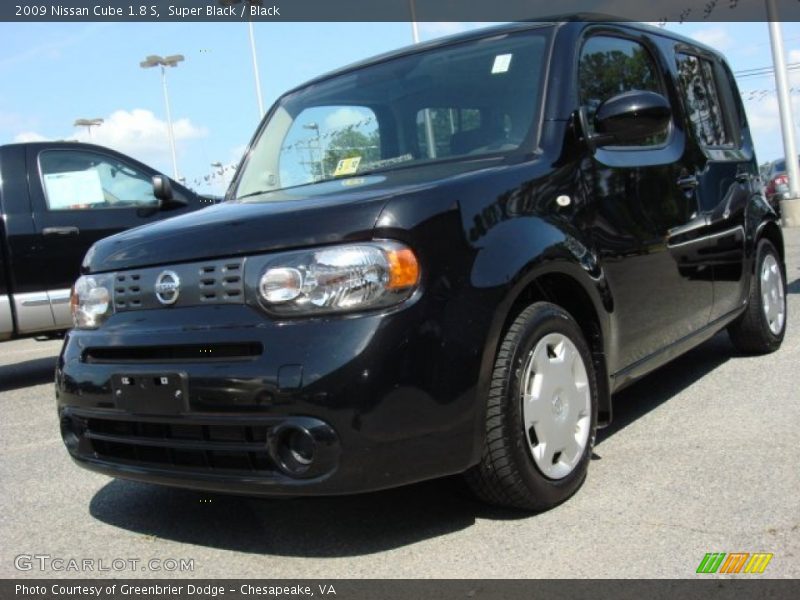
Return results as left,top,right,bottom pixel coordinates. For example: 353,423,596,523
276,427,316,476
60,416,83,452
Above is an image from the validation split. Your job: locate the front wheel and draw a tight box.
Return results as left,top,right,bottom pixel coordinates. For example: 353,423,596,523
465,302,598,511
728,239,786,354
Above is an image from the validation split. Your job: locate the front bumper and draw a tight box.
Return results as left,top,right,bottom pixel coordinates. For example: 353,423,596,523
56,302,480,496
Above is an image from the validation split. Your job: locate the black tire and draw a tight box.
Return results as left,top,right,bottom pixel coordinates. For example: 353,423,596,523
465,302,598,511
727,239,786,354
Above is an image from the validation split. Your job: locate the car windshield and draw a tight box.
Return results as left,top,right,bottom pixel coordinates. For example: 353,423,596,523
234,27,552,198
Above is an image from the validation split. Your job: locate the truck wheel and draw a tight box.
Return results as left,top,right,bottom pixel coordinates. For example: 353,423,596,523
466,302,598,511
728,239,786,354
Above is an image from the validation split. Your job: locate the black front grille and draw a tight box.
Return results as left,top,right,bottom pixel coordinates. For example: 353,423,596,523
63,413,278,475
114,273,143,309
197,261,243,302
112,257,246,312
83,342,263,364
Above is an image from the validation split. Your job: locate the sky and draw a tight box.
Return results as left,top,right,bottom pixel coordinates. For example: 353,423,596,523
1,20,800,194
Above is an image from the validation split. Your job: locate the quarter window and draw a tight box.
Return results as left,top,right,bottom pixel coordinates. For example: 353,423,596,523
676,53,733,147
277,105,382,188
40,150,158,211
579,36,668,146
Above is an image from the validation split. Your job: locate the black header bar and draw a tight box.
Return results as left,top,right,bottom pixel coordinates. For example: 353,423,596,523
4,579,800,600
3,0,800,23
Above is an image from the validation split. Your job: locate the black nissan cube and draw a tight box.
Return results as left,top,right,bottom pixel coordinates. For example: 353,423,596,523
57,18,786,510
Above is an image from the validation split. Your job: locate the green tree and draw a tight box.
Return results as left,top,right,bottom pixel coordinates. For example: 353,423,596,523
323,128,380,176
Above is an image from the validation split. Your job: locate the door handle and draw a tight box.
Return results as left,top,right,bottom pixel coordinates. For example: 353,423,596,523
677,175,699,189
42,226,80,236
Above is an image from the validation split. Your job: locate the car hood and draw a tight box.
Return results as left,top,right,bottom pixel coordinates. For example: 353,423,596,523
83,163,482,273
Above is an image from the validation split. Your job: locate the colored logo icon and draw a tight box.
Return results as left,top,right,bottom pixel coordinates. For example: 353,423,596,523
696,552,773,574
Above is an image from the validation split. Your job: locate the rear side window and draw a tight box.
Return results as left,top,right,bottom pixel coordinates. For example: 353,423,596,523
416,107,482,158
578,36,668,147
39,150,158,211
676,53,733,147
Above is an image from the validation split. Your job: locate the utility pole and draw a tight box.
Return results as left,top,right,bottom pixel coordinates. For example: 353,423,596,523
409,0,437,159
140,54,184,180
248,19,265,117
73,118,103,139
767,0,800,226
220,0,265,118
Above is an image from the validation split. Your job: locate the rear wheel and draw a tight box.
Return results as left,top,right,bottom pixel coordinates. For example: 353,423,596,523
728,239,786,354
466,302,598,511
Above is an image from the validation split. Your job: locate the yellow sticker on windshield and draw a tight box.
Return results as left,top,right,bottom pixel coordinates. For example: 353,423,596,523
334,156,361,176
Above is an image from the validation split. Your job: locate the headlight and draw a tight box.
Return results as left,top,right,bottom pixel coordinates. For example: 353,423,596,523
70,274,114,329
255,240,420,316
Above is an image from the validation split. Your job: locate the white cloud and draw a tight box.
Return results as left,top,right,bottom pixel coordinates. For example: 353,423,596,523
322,107,371,132
13,131,49,143
70,109,207,165
689,27,734,52
9,109,207,173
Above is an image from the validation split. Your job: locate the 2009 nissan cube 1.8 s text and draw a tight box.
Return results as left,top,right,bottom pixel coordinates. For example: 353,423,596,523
57,18,786,510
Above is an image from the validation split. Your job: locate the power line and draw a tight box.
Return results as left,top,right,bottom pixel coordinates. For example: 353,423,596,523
735,62,800,80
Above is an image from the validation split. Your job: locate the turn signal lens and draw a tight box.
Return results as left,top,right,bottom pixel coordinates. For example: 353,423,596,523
386,247,420,290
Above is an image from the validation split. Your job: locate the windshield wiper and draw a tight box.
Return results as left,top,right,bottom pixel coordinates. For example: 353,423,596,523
236,189,273,200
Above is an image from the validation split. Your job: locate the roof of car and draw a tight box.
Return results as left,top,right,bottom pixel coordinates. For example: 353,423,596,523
283,16,721,97
2,140,92,150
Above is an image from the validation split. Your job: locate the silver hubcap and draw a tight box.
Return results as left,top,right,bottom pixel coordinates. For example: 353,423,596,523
521,333,591,480
761,253,785,336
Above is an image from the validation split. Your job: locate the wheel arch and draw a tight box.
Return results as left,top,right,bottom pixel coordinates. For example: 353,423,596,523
756,219,785,268
472,260,614,464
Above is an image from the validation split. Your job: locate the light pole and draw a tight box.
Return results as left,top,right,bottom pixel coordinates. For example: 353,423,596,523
302,122,325,179
140,54,184,179
248,18,265,117
73,118,104,138
409,0,436,158
220,0,265,118
767,0,800,227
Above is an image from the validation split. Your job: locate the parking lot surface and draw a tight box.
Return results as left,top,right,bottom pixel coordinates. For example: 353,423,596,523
2,231,799,580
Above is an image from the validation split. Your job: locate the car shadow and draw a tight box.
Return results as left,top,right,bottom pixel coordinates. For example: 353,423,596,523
89,333,740,557
0,356,57,392
89,475,503,557
787,277,800,294
596,331,734,445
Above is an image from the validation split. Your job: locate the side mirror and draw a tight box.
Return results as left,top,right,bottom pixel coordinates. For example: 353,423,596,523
591,90,671,147
152,175,187,210
152,174,173,202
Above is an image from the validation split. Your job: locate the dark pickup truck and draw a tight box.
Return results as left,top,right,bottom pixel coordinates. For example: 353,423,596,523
0,141,213,341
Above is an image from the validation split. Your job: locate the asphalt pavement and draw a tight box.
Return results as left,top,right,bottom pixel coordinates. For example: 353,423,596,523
1,230,799,579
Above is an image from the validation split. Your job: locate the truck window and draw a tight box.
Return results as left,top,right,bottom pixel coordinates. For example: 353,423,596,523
676,53,733,147
39,150,158,211
578,35,668,147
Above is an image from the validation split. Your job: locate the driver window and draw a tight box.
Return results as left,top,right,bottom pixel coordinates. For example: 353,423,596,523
578,36,668,147
39,150,158,211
